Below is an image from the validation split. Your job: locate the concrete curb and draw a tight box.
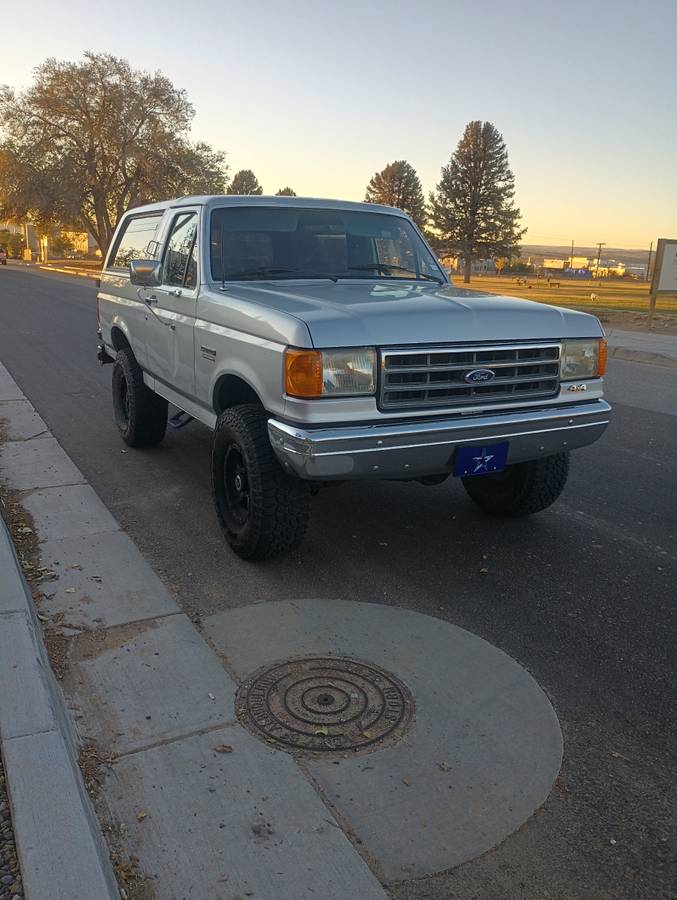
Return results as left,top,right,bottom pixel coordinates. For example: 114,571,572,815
38,265,100,281
0,517,118,900
609,345,677,369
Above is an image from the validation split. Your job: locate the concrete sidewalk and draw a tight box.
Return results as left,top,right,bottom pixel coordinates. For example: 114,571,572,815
0,370,118,900
0,359,565,899
606,327,677,368
0,361,388,900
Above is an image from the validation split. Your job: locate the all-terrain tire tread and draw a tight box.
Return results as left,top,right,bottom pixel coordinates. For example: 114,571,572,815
112,349,167,447
462,452,570,517
212,404,310,559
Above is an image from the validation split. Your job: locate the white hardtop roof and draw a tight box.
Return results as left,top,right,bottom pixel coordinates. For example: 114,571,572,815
125,195,408,218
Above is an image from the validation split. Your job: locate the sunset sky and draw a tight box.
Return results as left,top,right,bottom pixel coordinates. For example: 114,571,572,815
3,0,675,249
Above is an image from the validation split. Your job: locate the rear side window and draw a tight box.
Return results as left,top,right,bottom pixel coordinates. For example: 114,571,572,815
108,215,162,270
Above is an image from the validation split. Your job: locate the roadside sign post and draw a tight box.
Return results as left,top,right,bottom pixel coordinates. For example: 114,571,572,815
648,238,677,328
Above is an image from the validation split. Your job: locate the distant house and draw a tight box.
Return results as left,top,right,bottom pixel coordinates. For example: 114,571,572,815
542,255,628,277
0,222,100,259
0,221,39,253
61,231,100,257
602,260,626,276
440,255,497,275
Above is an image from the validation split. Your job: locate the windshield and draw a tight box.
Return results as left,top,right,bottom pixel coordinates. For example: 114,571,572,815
210,207,444,283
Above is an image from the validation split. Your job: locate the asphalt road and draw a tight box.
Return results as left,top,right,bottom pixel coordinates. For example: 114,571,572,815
1,263,675,900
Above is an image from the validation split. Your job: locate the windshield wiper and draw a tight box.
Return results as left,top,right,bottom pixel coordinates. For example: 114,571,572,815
348,263,442,284
225,266,337,282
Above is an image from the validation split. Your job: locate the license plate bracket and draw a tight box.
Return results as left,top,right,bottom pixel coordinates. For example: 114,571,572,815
454,441,509,477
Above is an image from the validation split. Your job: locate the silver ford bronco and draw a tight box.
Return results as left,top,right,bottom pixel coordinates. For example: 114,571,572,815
96,195,611,559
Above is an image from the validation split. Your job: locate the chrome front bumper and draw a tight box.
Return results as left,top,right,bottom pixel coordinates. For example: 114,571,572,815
268,399,611,481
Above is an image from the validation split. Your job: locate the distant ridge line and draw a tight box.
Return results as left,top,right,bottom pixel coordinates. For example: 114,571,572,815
520,244,649,266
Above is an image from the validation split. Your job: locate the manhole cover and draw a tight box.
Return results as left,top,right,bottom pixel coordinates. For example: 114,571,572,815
236,657,414,754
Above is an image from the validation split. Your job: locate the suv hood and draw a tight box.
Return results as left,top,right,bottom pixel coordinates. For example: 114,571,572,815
228,281,603,347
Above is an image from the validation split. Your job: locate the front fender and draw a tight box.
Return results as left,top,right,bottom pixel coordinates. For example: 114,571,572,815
209,350,285,418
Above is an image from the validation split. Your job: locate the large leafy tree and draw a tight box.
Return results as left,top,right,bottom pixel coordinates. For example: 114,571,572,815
364,160,427,227
275,186,296,196
0,52,228,255
227,169,263,195
430,121,525,282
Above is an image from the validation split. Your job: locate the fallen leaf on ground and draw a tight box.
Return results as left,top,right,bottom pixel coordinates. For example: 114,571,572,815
136,810,148,821
402,777,412,786
315,726,329,735
214,744,233,754
65,588,76,593
611,751,630,761
479,568,489,576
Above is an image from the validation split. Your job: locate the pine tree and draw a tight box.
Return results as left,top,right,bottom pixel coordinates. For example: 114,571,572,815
430,122,525,282
227,169,263,195
364,160,427,228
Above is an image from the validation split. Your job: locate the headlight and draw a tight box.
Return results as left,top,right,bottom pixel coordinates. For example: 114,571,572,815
561,338,607,380
285,347,376,398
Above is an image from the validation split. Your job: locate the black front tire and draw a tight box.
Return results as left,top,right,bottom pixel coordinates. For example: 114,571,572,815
212,404,310,560
112,348,168,447
462,452,570,517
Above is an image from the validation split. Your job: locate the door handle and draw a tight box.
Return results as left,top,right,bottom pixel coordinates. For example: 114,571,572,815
144,295,158,306
167,288,183,298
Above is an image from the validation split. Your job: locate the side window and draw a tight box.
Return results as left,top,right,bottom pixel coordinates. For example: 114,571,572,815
163,213,198,288
109,215,161,270
374,224,437,279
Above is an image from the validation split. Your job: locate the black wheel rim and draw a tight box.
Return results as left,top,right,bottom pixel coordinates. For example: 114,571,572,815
223,443,250,530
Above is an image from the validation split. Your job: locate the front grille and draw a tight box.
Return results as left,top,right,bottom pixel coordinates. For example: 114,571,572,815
379,343,561,411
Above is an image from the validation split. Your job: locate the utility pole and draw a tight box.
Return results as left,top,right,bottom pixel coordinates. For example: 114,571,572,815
594,242,606,280
646,241,653,281
570,239,574,269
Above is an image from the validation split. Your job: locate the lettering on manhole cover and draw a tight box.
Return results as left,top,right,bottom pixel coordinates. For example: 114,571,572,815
236,657,414,754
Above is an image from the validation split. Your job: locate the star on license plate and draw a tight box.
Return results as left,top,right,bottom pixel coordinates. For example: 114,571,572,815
454,442,509,477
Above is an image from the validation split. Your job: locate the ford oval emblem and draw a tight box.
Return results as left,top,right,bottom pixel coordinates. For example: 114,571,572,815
464,368,496,384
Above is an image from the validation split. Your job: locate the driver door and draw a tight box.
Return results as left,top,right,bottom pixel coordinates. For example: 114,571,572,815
145,210,199,399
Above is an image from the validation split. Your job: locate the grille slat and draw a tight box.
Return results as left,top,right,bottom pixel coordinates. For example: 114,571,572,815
379,343,561,411
385,357,558,374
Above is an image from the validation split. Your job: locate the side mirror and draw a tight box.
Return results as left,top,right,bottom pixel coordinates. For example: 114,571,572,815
129,259,161,287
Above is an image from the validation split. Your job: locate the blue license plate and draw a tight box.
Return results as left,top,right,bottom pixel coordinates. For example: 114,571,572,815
454,441,509,477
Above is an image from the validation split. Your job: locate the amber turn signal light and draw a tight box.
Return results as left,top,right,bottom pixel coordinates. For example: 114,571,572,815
598,338,608,376
285,348,323,398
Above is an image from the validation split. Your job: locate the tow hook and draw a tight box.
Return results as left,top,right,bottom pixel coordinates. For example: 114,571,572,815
97,344,114,365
